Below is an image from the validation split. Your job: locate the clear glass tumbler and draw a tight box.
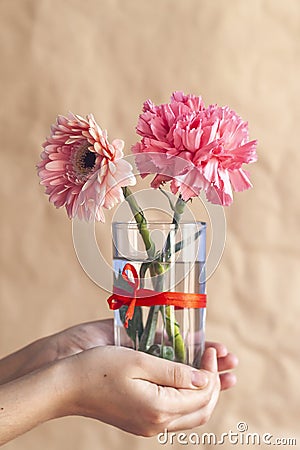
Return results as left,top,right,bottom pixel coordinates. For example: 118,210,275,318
112,221,206,368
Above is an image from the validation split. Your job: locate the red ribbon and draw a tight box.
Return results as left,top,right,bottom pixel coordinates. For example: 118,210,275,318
107,263,207,328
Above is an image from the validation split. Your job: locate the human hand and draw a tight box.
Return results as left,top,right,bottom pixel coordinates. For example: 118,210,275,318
57,345,221,436
0,327,237,443
0,319,114,385
52,319,114,358
0,317,238,395
53,319,238,391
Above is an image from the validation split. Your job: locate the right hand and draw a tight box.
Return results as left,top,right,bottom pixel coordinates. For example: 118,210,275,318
57,345,221,437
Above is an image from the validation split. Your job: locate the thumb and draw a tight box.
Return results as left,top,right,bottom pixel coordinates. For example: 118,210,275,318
200,347,218,373
140,353,209,389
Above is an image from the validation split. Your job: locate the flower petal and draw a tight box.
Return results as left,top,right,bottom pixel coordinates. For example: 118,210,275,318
229,168,253,192
38,112,135,221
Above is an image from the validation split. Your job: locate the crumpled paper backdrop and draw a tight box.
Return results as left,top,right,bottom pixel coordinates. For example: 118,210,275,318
0,0,299,449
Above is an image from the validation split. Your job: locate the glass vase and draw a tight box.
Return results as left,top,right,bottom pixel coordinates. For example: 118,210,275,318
112,221,206,368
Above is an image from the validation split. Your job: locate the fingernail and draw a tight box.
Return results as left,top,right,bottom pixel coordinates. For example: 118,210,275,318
218,345,228,357
191,370,208,388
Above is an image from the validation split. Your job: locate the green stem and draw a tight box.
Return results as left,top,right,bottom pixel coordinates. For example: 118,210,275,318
122,187,187,362
174,229,202,254
161,195,186,261
122,187,155,259
164,306,186,362
122,187,159,349
138,262,162,351
159,196,187,362
138,305,160,351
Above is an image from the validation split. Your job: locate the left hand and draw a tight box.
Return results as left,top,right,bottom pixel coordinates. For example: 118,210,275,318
1,319,238,390
52,319,114,359
52,320,238,391
0,319,113,384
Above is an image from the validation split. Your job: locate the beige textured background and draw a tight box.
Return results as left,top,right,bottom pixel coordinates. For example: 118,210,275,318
1,0,299,448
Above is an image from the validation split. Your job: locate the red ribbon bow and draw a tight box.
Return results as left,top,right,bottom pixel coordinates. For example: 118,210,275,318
107,263,207,328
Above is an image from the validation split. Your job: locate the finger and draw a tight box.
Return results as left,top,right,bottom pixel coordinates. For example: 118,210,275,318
205,341,228,357
135,378,212,417
220,372,237,391
217,352,239,372
200,347,218,373
167,408,209,432
166,382,220,431
167,404,213,432
136,353,209,389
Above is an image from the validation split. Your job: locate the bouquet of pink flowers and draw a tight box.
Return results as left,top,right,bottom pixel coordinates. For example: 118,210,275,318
38,91,257,366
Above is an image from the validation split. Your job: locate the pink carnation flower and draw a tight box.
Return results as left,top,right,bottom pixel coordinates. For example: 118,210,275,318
132,91,205,185
37,113,136,221
132,92,257,205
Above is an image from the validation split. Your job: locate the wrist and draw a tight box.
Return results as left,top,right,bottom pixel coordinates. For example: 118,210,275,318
55,347,109,419
45,357,77,420
0,336,58,385
0,361,71,445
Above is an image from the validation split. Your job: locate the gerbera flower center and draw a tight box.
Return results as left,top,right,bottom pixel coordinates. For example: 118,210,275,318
73,142,97,180
83,150,96,169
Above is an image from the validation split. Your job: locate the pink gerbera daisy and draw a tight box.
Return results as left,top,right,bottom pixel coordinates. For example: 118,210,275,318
37,113,136,221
